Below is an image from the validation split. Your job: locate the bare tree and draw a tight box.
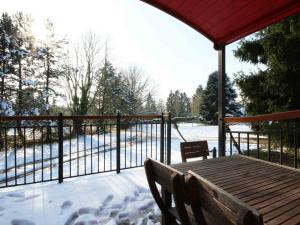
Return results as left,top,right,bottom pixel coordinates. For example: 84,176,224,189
63,32,101,133
64,32,101,115
122,66,155,113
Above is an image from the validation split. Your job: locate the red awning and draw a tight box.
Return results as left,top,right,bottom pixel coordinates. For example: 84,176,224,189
141,0,300,49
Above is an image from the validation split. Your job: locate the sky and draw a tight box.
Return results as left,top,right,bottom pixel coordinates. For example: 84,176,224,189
1,0,257,101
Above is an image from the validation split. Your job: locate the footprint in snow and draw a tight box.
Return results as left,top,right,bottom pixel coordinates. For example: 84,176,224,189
102,195,113,207
7,192,25,198
11,219,35,225
0,206,5,212
60,200,73,214
15,194,40,203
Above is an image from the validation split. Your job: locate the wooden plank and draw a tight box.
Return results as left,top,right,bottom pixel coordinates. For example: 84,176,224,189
171,155,300,225
259,191,300,214
253,185,300,209
265,204,300,224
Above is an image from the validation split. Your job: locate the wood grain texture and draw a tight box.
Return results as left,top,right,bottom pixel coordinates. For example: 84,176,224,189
171,155,300,225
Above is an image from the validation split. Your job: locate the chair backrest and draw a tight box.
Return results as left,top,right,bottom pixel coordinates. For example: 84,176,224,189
144,158,192,225
180,141,209,162
187,171,263,225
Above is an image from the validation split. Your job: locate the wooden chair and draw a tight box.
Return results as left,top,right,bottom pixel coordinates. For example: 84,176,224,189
186,171,263,225
180,141,209,162
144,158,195,225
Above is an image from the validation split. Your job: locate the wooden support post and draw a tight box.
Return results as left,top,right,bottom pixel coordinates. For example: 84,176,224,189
218,45,226,157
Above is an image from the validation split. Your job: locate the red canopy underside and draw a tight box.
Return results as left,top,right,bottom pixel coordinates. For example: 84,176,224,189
141,0,300,48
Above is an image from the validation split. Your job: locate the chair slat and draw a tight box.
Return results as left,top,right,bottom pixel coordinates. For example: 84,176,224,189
144,158,195,225
181,141,209,162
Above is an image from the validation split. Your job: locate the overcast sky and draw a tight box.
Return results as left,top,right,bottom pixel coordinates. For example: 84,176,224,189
1,0,257,100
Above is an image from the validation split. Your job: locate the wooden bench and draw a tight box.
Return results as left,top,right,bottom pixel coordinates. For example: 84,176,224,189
187,170,263,225
180,141,209,162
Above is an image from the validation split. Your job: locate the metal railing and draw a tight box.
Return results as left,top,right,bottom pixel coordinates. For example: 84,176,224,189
0,113,172,188
224,110,300,169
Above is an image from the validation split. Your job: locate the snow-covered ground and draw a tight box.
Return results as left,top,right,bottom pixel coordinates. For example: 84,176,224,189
0,168,160,225
0,123,252,225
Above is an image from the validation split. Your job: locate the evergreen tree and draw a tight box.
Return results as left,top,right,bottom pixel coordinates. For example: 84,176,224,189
144,93,157,113
191,85,203,116
156,99,165,113
200,71,241,124
0,13,17,111
166,90,191,117
234,14,300,115
35,19,66,115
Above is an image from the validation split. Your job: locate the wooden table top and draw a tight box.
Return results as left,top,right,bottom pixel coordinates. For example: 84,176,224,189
171,155,300,225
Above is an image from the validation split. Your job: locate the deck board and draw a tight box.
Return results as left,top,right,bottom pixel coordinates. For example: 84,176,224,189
171,155,300,225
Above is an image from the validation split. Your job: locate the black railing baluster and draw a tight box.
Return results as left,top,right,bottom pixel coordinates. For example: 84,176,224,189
69,126,72,177
110,125,112,170
97,124,100,173
156,123,158,160
14,128,17,185
41,127,44,181
257,133,260,159
151,123,153,158
33,127,36,183
247,133,249,156
160,114,165,164
5,127,8,187
238,132,240,154
76,125,79,176
130,124,132,168
49,126,53,180
280,129,283,165
90,124,93,174
268,132,271,162
23,127,26,184
104,124,106,171
125,124,127,169
135,122,138,167
116,113,121,174
84,124,86,175
58,113,63,183
230,134,232,156
146,123,148,158
294,125,298,169
167,113,171,165
140,122,143,166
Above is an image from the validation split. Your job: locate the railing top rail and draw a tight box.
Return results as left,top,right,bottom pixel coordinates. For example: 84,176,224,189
224,109,300,124
0,114,162,121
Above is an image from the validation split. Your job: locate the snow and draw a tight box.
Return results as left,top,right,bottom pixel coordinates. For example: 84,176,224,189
0,100,15,116
0,123,252,224
22,79,36,86
0,168,160,225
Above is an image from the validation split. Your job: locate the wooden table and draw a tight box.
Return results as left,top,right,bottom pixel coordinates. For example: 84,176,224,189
171,155,300,225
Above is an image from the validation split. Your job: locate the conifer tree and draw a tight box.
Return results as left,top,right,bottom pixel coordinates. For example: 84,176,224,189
200,71,241,124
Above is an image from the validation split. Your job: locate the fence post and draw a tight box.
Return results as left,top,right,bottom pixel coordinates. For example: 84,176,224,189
160,113,165,163
116,113,121,173
166,113,171,165
58,113,64,183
